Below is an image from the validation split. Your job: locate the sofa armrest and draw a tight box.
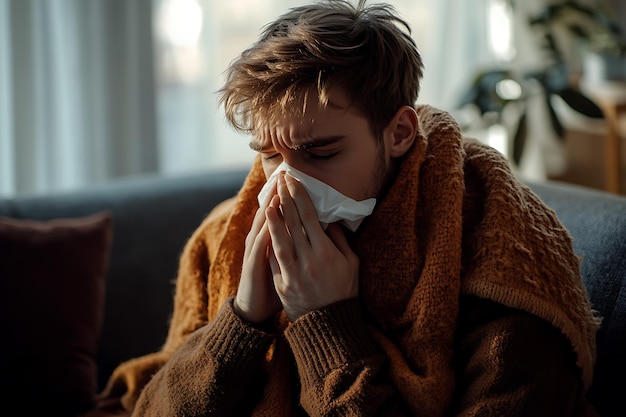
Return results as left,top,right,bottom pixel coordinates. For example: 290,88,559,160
527,180,626,417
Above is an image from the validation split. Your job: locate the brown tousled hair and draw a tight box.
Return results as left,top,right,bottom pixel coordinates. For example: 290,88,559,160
218,0,424,140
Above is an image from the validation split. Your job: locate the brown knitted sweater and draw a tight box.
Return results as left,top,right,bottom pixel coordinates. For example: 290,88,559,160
88,105,599,417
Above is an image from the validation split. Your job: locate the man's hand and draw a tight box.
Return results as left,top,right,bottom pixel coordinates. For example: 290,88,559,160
234,180,282,324
266,173,359,322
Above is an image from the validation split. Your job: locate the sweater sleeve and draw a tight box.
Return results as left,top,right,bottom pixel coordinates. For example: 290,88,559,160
284,298,410,416
450,295,591,417
131,297,275,417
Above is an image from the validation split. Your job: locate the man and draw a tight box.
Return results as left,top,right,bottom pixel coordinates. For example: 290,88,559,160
88,1,600,416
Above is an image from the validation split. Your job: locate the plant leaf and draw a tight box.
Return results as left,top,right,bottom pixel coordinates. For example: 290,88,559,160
546,95,565,139
512,110,527,166
556,87,604,118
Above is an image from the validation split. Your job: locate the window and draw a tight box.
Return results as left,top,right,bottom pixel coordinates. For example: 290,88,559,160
152,0,490,174
0,0,500,196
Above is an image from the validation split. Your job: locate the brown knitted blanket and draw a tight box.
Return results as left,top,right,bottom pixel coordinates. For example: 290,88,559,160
351,105,599,415
93,105,599,416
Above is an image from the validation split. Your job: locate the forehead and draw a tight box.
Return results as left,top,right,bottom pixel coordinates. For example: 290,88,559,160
251,89,366,147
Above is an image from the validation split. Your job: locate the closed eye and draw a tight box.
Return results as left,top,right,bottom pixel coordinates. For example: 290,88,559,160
263,153,281,160
303,144,339,160
306,151,338,160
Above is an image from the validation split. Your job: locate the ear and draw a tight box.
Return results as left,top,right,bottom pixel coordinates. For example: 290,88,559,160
384,106,419,158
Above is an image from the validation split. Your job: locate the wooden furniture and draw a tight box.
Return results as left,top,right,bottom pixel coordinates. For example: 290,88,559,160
581,80,626,194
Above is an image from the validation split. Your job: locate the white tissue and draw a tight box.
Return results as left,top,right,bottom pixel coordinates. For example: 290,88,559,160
257,161,376,232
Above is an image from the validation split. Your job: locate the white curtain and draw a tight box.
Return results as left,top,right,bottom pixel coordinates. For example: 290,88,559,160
0,0,158,196
417,0,495,110
1,0,496,197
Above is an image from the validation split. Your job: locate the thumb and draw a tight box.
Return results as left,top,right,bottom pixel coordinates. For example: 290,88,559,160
325,223,352,255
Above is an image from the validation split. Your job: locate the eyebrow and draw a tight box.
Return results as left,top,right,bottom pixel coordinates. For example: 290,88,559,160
249,135,346,152
248,141,268,152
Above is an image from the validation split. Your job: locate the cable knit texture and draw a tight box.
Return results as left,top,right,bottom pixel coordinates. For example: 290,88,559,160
89,105,599,417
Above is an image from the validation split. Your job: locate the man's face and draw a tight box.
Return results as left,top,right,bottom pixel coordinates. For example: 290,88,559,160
250,90,390,202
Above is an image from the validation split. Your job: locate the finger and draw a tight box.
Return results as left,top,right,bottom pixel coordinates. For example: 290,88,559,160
252,177,276,230
248,218,272,268
284,174,326,247
246,209,270,257
259,177,278,211
267,243,281,280
326,223,359,272
266,198,298,276
326,223,359,290
277,173,311,250
249,179,277,238
248,206,267,240
325,223,351,256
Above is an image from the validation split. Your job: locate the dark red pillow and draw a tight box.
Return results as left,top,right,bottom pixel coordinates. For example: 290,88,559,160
0,212,113,416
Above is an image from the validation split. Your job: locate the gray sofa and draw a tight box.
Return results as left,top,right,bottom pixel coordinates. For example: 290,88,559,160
0,168,624,417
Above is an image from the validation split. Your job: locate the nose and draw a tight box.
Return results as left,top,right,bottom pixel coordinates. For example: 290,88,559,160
277,150,300,170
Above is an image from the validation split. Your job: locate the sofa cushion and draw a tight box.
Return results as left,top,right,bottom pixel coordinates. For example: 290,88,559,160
0,211,113,416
